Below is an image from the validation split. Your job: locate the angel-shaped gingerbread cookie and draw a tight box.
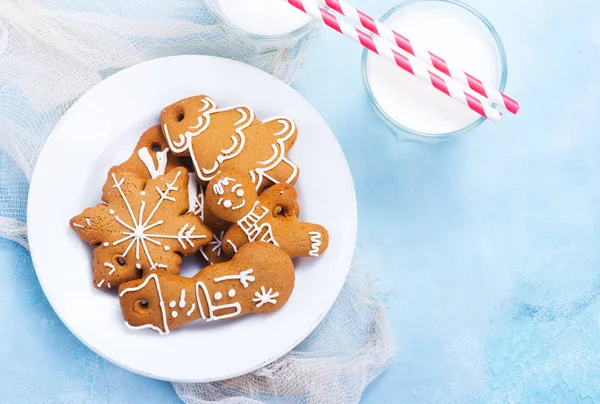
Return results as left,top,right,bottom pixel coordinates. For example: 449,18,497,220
70,167,212,290
160,95,299,191
118,242,295,334
205,171,329,258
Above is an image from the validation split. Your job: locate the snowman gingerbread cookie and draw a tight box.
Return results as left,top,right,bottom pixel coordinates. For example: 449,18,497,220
118,242,295,334
205,171,329,258
160,95,299,191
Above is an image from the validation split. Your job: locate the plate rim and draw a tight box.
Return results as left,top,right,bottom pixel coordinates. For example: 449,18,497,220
27,55,357,382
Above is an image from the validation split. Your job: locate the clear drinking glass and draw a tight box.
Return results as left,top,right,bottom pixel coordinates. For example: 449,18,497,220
205,0,318,48
361,0,508,143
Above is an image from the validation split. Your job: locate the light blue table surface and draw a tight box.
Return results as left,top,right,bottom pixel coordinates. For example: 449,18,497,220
2,0,600,402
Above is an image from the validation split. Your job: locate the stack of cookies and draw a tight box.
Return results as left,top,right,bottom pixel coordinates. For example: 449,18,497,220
69,95,329,335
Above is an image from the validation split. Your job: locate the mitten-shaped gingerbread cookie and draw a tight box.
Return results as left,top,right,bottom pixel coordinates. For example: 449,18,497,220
205,171,329,258
70,167,212,290
160,95,299,191
116,125,186,180
118,242,295,334
112,125,201,213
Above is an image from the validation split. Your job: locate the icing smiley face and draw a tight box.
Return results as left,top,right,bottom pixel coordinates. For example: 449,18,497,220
118,242,296,334
211,176,249,214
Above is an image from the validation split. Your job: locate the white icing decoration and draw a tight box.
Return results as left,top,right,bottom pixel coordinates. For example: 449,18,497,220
199,247,210,263
169,300,176,308
223,200,232,208
179,289,186,308
186,304,196,316
236,189,244,197
141,191,146,196
107,282,111,288
228,289,236,298
252,286,280,308
124,321,168,335
162,98,217,154
109,209,115,215
213,177,236,195
103,242,109,247
187,173,204,219
227,240,238,254
201,160,220,176
72,223,85,228
97,279,105,288
85,218,91,226
171,311,178,318
214,269,255,288
220,135,239,155
214,292,223,300
137,146,169,179
196,281,241,321
104,262,116,276
108,171,205,269
136,263,141,269
232,200,245,210
308,232,322,257
120,273,170,334
237,201,279,246
255,119,299,190
179,105,250,184
209,231,224,257
257,143,279,166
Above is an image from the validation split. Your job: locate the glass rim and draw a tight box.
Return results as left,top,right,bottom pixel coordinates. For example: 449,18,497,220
205,0,319,42
361,0,508,140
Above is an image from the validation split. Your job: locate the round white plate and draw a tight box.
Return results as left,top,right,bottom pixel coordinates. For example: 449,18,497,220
27,55,357,382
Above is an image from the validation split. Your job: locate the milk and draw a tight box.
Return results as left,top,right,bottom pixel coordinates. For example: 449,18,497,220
213,0,314,36
366,1,503,135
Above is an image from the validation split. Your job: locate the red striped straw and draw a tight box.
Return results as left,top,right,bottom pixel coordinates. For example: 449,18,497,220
323,0,519,114
287,0,502,123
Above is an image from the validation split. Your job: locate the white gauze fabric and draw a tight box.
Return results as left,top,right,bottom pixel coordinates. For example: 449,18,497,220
0,0,395,402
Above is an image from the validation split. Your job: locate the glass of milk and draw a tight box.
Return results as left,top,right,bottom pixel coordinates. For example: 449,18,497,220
362,0,508,143
206,0,318,47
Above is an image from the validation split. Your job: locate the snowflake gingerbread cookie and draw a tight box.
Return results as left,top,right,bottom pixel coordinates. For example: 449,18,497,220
205,171,329,258
118,242,295,334
160,95,299,191
70,167,212,290
113,123,231,265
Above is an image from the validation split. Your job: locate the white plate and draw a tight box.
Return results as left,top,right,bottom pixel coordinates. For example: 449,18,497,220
27,55,357,382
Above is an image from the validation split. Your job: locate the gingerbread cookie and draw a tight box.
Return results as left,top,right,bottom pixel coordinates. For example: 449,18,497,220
70,167,212,290
118,242,295,334
111,125,201,214
160,95,299,191
205,171,329,258
116,125,184,180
